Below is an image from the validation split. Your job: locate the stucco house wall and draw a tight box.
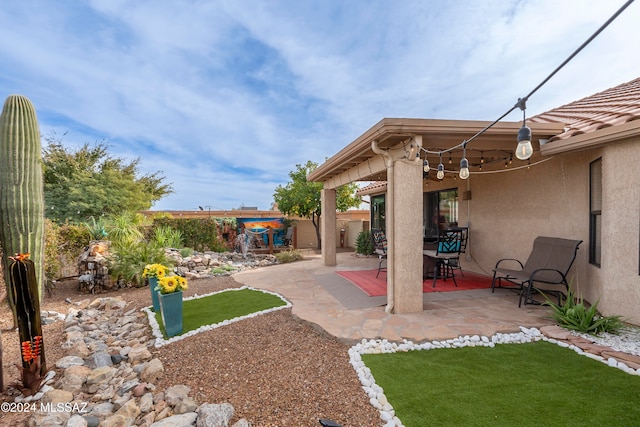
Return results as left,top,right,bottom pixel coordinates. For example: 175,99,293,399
595,137,640,324
414,142,639,324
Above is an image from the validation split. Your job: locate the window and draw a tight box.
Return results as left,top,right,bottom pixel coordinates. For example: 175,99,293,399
371,194,385,231
589,158,602,267
424,188,458,238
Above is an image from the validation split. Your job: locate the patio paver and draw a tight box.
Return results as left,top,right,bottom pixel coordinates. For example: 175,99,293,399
233,251,554,344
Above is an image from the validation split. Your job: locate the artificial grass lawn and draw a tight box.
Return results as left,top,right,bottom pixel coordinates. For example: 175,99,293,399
154,288,287,338
362,341,640,427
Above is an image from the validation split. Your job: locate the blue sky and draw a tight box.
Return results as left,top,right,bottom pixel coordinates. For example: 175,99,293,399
1,0,638,211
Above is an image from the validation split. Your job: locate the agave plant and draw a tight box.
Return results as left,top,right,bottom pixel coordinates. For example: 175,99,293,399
544,287,624,335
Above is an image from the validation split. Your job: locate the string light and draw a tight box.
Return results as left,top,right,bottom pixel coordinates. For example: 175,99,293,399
414,1,631,172
423,158,430,173
437,152,445,180
459,143,470,180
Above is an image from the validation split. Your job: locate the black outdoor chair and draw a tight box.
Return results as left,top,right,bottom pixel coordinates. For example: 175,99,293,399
373,230,387,278
423,227,467,288
491,236,583,307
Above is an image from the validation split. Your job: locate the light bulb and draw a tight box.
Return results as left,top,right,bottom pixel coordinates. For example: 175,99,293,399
437,163,445,180
423,159,430,173
459,158,469,180
515,125,533,160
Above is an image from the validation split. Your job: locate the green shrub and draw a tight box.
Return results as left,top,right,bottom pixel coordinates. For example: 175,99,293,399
153,217,221,252
545,287,624,335
108,240,172,287
355,230,374,255
274,249,303,264
179,247,194,257
44,218,61,281
83,216,108,240
153,225,183,248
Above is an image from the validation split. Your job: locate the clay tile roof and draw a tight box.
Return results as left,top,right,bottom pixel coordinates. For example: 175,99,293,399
356,181,387,196
530,77,640,142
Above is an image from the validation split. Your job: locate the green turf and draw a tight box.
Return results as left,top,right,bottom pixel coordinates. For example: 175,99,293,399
362,341,640,427
154,288,287,338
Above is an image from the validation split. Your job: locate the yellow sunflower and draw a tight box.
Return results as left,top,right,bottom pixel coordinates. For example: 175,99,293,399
158,276,178,294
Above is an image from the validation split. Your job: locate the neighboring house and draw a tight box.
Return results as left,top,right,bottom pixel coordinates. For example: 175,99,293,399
308,77,640,325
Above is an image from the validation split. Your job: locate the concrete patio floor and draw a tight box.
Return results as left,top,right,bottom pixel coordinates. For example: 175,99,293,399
233,251,555,344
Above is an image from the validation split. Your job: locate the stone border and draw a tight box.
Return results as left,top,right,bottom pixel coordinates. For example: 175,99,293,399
142,286,292,348
349,326,640,427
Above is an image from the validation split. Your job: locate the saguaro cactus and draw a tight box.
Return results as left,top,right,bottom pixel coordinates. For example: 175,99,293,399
0,95,45,312
9,254,46,394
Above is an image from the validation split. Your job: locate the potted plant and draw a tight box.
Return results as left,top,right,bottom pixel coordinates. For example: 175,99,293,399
142,263,168,312
156,275,188,337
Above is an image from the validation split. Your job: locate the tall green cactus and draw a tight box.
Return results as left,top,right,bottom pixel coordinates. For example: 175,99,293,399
0,95,45,312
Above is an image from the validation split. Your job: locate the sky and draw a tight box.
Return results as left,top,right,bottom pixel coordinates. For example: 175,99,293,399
0,0,638,211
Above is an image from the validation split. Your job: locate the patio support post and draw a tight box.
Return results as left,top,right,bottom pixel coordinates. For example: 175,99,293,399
390,140,424,313
372,136,424,314
321,187,337,266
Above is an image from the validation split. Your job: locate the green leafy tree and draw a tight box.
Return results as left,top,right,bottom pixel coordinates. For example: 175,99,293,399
42,134,173,223
273,160,361,249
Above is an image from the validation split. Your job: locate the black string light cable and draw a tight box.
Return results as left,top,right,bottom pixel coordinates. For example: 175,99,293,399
420,0,635,175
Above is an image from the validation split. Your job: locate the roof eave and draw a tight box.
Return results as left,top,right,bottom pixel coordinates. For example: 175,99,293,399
541,120,640,155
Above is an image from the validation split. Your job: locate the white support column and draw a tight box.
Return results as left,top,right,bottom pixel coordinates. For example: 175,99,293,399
321,188,337,266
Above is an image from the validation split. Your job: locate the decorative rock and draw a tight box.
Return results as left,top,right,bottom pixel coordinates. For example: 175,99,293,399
128,346,153,364
174,397,198,414
139,411,157,427
86,366,117,385
196,403,234,427
89,402,115,418
42,389,74,404
127,383,144,397
67,340,91,358
56,355,85,369
86,350,114,368
140,358,164,384
67,414,89,427
232,419,251,427
100,414,129,427
139,393,154,413
83,415,101,427
153,412,198,427
114,398,141,420
165,384,190,407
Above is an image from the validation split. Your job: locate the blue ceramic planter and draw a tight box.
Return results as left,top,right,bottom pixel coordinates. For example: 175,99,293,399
159,290,183,337
149,277,160,312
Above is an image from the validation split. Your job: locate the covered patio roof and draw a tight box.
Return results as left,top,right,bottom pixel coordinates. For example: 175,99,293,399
307,118,565,186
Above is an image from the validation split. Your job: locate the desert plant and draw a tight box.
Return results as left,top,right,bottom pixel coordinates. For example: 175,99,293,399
355,230,374,256
105,211,144,244
0,95,46,316
544,287,624,335
153,225,183,249
274,249,303,264
108,240,172,287
9,254,47,394
83,216,108,240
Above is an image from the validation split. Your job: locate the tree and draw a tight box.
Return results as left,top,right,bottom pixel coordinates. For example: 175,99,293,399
273,160,361,249
42,134,173,223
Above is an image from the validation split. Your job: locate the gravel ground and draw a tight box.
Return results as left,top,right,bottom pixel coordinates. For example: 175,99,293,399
0,274,381,427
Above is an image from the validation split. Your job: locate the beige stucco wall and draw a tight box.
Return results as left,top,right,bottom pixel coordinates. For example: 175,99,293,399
594,138,640,324
419,140,639,324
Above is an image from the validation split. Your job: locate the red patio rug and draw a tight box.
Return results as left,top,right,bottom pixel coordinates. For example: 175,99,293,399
335,269,493,297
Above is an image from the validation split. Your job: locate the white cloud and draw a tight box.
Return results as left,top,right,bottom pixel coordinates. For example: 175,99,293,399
1,0,639,210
